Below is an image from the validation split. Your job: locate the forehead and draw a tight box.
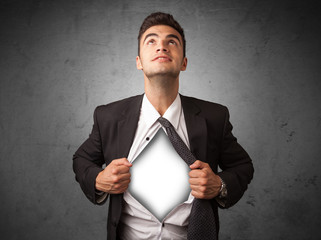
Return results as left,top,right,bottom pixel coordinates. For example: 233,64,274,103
141,25,183,42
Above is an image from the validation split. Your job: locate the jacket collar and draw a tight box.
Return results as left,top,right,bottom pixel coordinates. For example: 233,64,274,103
117,94,208,163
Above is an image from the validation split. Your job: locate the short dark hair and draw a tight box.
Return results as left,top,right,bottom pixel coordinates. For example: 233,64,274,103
138,12,186,57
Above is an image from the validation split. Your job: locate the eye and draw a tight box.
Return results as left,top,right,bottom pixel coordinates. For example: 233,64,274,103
169,40,177,45
147,39,155,45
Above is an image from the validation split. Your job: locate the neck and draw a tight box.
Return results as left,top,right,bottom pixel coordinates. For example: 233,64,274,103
144,75,179,116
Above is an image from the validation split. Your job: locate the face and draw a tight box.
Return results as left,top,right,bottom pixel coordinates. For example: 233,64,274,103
136,25,187,80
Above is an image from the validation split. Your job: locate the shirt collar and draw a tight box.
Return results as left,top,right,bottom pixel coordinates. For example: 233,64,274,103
141,93,182,131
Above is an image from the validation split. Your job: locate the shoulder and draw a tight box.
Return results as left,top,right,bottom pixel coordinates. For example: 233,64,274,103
180,95,228,116
96,94,143,112
94,94,143,120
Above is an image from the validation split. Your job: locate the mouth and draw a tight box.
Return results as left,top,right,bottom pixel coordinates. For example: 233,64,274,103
152,56,172,62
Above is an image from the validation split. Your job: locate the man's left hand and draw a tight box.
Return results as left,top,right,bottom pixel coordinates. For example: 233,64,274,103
189,160,221,199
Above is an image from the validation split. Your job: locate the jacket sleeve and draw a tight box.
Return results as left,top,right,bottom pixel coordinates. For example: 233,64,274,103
72,107,107,205
217,107,254,208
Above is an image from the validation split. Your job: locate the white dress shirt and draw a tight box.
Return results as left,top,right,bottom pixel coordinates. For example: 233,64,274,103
118,94,194,240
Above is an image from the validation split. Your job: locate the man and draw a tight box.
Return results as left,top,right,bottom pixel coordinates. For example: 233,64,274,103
73,12,254,240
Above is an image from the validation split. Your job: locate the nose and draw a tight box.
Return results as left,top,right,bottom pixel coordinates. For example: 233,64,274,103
157,41,168,52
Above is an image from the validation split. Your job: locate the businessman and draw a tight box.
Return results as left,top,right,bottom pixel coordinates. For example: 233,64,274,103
73,12,254,240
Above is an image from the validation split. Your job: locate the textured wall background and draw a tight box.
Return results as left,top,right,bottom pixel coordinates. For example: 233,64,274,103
1,0,320,239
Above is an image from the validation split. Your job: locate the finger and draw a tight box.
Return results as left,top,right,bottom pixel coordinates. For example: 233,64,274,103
191,190,210,199
190,183,207,192
113,178,131,188
189,177,206,186
112,158,132,167
118,172,131,182
191,190,204,199
109,180,131,194
189,169,206,178
110,172,131,183
111,165,131,175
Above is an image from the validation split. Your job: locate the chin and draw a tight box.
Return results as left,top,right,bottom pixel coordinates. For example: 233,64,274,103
146,68,179,78
147,71,179,80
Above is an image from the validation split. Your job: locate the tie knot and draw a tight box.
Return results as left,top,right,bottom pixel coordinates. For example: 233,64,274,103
157,117,172,128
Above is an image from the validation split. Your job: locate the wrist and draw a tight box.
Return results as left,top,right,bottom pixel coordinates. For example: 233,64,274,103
95,171,104,191
218,177,227,199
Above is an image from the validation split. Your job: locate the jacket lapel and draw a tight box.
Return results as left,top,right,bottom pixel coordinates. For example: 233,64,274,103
181,95,208,163
117,95,144,157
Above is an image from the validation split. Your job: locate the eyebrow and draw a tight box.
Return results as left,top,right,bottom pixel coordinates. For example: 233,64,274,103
143,33,182,45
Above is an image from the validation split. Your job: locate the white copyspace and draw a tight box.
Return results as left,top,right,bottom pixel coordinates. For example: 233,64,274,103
128,129,191,221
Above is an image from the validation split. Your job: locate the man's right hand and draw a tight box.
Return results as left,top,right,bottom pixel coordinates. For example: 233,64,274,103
95,158,132,194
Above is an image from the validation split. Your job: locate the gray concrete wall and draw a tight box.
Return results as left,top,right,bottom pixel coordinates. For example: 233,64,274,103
1,0,320,239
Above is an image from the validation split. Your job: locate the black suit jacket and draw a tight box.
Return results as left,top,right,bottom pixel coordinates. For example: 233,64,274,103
73,94,254,239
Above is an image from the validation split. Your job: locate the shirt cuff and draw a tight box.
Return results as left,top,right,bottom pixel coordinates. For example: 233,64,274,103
95,190,108,204
215,196,227,207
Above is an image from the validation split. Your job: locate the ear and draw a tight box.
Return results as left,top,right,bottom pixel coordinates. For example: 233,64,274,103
180,57,187,71
136,56,143,70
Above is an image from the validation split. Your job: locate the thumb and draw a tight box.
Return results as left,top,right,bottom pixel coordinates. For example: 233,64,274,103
190,160,206,169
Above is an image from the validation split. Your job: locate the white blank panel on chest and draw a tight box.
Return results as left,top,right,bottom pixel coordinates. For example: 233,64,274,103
128,129,191,221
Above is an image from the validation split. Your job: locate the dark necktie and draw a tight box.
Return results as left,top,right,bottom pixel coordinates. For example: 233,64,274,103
157,117,217,240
